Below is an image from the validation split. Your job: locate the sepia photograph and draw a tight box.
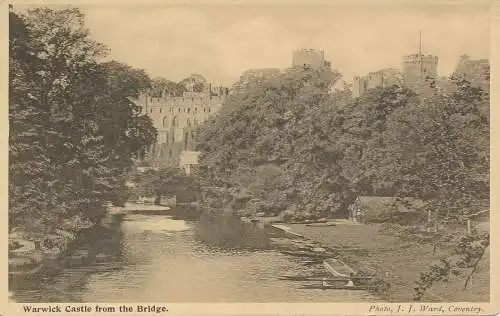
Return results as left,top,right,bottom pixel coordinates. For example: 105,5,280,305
7,0,492,305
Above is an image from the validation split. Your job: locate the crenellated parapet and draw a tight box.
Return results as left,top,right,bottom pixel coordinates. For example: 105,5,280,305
402,54,439,65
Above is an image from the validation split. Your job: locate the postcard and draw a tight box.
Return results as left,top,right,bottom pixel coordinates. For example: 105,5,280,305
2,0,498,315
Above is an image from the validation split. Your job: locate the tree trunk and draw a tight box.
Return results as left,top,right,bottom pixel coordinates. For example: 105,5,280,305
464,252,485,290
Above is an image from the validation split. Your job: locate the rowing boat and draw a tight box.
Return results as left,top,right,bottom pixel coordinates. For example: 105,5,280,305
279,275,373,281
323,258,356,278
299,284,371,290
281,250,334,259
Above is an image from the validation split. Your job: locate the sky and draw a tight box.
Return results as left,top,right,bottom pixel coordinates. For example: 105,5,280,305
30,1,493,85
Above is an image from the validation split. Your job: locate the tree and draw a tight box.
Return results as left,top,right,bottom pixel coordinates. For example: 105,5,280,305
381,77,488,218
194,65,344,216
413,232,489,300
9,7,157,234
150,77,187,97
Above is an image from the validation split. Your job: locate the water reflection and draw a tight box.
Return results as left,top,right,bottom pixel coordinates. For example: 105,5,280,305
11,214,378,302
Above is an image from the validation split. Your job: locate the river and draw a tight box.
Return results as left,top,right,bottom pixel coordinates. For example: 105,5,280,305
10,213,377,302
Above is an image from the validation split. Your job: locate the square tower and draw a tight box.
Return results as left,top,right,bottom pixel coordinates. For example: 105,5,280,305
292,49,326,68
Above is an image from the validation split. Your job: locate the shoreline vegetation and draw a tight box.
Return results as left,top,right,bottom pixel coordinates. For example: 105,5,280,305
191,34,489,300
8,6,157,287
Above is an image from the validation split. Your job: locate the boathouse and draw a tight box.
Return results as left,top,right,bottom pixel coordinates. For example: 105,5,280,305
348,196,425,224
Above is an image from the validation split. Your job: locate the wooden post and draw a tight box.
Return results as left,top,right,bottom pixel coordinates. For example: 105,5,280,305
427,209,432,232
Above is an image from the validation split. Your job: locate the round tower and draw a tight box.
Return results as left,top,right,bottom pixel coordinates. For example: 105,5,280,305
402,53,438,88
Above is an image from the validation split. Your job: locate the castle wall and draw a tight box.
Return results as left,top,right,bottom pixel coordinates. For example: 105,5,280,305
351,69,403,97
134,89,226,169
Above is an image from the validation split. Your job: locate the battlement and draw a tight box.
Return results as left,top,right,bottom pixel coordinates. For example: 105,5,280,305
137,86,229,107
293,48,325,55
139,94,224,107
403,54,439,64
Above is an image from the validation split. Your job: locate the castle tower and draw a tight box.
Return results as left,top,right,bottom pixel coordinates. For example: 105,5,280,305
402,31,438,89
292,49,326,68
352,76,365,98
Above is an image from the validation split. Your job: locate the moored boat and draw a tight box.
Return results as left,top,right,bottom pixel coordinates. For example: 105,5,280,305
306,222,337,227
279,275,373,281
299,284,371,290
323,258,356,278
281,250,335,259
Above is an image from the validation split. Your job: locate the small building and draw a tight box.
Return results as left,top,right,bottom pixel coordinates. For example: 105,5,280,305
179,150,201,175
348,196,426,224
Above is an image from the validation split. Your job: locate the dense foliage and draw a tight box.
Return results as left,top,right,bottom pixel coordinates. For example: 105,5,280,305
9,7,157,235
128,167,201,202
194,65,489,222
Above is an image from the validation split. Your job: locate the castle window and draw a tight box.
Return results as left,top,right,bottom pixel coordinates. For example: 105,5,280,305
162,116,169,128
208,108,211,113
204,108,206,112
195,108,198,112
172,116,178,128
187,108,191,113
178,108,181,113
160,108,162,113
187,119,191,127
150,108,153,113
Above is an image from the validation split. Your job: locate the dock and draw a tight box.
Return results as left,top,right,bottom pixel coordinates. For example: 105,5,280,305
270,224,304,238
109,202,171,215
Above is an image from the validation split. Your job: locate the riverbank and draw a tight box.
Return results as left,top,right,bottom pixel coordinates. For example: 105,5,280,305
286,220,489,302
8,208,126,286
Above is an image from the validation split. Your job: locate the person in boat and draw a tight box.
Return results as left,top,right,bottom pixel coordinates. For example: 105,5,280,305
345,273,355,287
322,277,330,287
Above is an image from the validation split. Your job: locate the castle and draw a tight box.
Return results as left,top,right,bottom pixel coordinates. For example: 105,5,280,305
352,33,442,97
351,52,490,97
134,75,229,174
352,52,439,97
